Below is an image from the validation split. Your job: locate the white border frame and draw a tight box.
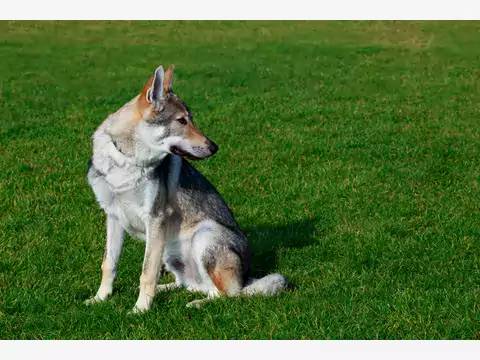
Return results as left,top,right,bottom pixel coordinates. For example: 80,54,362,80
1,0,480,20
1,340,480,360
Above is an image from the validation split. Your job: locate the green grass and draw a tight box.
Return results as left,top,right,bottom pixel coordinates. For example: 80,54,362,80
0,21,479,339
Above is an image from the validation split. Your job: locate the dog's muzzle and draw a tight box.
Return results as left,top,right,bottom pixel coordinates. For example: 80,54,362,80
207,141,219,156
171,140,218,160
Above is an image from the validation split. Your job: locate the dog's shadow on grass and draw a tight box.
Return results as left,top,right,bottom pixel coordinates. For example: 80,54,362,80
242,218,320,278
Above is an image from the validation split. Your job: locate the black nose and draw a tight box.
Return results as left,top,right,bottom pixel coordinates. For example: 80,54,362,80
208,141,219,155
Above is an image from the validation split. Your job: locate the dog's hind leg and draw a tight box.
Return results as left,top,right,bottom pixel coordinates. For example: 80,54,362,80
207,258,243,297
86,215,125,305
184,224,246,308
156,282,180,293
185,258,242,309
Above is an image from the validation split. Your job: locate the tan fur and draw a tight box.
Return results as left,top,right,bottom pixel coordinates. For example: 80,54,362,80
100,259,113,288
186,123,209,146
209,269,225,294
208,266,242,296
108,74,158,131
163,64,174,94
136,76,155,120
107,96,141,136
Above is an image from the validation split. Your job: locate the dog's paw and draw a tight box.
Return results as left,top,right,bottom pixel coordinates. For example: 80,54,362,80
84,295,104,305
127,306,148,315
128,298,151,315
186,299,209,309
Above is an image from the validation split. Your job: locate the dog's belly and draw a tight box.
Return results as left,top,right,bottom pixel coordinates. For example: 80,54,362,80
163,238,198,285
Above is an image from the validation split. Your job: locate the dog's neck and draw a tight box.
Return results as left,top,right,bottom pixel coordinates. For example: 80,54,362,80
98,96,168,169
111,137,167,169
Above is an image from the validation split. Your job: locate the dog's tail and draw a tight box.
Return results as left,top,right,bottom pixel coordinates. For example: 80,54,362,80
241,273,288,296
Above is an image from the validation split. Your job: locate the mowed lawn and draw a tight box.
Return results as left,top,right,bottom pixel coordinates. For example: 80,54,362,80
0,21,479,339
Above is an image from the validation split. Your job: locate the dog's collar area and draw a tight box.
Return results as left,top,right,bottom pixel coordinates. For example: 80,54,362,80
111,140,165,169
112,140,125,155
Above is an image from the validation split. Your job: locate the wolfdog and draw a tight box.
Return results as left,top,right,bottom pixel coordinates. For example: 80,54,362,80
86,65,287,313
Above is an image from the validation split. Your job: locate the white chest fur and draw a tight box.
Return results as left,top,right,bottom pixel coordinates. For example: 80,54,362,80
88,121,162,241
89,160,159,241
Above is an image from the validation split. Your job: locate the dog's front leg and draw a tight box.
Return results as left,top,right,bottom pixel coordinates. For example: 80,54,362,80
86,214,125,305
131,217,166,314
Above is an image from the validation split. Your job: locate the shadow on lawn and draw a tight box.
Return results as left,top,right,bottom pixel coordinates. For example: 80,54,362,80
243,218,320,277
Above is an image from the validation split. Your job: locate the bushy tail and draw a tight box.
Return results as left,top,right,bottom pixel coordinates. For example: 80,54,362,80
241,273,288,296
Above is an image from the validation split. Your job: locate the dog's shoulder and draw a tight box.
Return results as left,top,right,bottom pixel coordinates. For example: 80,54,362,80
169,157,239,230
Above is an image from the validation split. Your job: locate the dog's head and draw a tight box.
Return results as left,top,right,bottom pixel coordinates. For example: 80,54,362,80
136,65,218,160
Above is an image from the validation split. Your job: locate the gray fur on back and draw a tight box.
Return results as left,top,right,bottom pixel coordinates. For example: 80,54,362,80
153,155,252,283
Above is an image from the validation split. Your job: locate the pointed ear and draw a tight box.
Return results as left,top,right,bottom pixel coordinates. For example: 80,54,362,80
138,66,166,114
163,64,174,94
150,65,165,106
140,75,154,106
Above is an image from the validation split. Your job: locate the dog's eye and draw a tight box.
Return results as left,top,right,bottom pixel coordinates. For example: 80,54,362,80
177,117,188,125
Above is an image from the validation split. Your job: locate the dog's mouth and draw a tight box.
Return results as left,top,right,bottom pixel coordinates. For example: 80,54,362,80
185,154,202,161
170,146,202,160
171,146,187,157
